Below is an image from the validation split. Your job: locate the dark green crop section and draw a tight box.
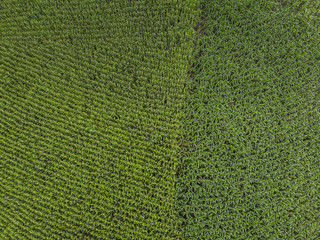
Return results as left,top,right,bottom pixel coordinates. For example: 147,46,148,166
178,0,320,239
0,1,199,239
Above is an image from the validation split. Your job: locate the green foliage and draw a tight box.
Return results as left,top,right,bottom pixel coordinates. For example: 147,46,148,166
1,0,320,239
177,0,320,239
0,0,198,239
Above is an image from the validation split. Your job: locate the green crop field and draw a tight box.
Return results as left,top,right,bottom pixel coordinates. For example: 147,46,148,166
0,1,199,239
1,0,319,239
178,0,320,239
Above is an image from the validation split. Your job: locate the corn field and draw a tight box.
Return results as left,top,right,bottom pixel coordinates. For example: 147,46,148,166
1,0,319,239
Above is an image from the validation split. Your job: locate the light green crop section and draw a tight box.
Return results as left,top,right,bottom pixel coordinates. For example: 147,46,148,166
0,1,199,239
178,0,320,239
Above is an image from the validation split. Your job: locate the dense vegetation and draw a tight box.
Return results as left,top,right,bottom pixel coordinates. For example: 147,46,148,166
177,0,320,239
1,0,320,239
0,1,198,239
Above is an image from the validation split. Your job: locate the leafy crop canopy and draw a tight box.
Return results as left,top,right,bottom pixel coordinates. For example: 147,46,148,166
177,0,320,239
0,0,198,239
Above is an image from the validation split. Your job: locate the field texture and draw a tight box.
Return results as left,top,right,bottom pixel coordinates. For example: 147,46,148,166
0,1,198,239
177,0,320,239
1,0,320,239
